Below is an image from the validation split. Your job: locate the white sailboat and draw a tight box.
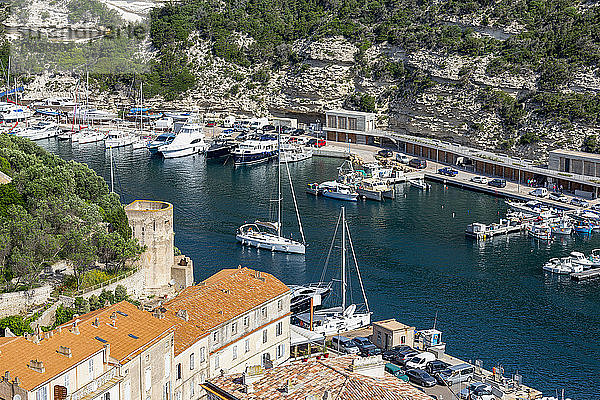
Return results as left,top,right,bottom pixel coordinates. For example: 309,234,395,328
236,133,306,254
294,207,372,335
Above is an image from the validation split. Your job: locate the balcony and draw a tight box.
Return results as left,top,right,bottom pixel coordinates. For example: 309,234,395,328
68,368,123,400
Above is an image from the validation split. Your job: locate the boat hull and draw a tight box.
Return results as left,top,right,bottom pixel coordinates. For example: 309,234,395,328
357,188,383,201
322,190,358,201
233,151,277,165
236,233,305,254
161,145,206,159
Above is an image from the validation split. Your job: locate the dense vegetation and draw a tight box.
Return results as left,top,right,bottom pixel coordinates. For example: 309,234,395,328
0,135,142,292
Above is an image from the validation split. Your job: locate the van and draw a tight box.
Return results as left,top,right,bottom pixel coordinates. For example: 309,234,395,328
385,363,409,382
437,363,475,386
409,159,427,169
331,335,359,354
396,154,410,164
405,351,436,369
530,188,548,197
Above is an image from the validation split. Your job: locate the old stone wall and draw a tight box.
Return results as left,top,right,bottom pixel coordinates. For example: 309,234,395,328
0,285,52,318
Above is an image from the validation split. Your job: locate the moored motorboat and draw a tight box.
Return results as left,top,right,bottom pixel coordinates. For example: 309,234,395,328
542,257,583,274
232,136,278,165
147,132,176,154
289,282,333,315
551,219,572,235
105,130,136,148
528,224,552,240
280,143,313,163
319,181,358,201
78,128,105,144
13,120,59,140
356,177,394,201
158,123,208,159
206,138,237,158
574,224,593,235
306,183,321,196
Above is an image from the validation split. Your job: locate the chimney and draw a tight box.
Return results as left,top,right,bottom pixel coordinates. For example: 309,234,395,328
13,377,20,386
27,360,45,373
175,309,188,321
110,319,117,328
110,312,117,320
103,343,110,362
92,317,99,327
4,371,9,382
72,319,80,335
57,346,72,358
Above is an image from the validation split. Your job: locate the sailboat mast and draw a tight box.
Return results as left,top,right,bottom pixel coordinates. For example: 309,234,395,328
110,146,114,193
341,206,346,311
277,128,282,237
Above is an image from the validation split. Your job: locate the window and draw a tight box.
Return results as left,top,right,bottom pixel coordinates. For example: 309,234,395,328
377,332,382,346
261,307,267,319
199,347,205,363
231,322,237,335
276,343,285,359
213,331,219,343
88,359,94,378
262,329,268,344
163,382,170,400
276,322,282,337
164,353,171,378
64,372,70,389
214,354,220,371
104,392,110,400
144,368,152,392
175,392,181,400
36,386,48,400
199,374,205,384
277,299,282,311
232,345,237,360
189,378,195,399
327,115,337,128
338,116,347,130
176,363,182,380
243,316,249,327
189,353,195,370
348,117,357,131
401,335,406,345
245,339,250,353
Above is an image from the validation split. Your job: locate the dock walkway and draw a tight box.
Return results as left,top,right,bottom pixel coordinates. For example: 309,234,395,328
571,268,600,281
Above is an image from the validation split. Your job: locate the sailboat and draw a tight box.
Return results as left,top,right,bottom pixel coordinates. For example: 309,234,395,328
236,131,306,254
293,207,372,335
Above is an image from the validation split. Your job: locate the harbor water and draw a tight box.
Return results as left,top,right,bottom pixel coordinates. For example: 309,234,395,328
41,139,600,399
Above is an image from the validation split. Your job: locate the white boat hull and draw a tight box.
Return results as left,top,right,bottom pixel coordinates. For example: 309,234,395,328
105,137,135,148
79,133,105,144
322,190,358,201
161,144,207,159
308,311,371,336
236,232,305,254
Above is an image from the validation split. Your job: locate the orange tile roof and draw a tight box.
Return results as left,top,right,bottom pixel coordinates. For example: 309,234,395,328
160,313,207,356
162,267,290,335
207,355,433,400
0,301,173,391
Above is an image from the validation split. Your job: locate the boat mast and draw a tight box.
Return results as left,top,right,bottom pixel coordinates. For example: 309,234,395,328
341,206,346,311
277,128,282,238
110,146,114,193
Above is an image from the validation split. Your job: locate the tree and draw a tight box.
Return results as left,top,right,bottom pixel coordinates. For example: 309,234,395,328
0,315,32,335
114,285,127,302
74,297,90,314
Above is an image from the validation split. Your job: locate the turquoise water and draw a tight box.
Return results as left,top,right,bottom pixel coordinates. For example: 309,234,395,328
41,139,600,399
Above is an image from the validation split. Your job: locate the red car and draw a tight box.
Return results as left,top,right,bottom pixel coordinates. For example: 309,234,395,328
205,121,216,127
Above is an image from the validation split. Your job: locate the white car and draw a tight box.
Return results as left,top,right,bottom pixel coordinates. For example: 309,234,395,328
549,192,568,203
530,188,548,197
396,154,410,164
471,176,488,184
460,383,494,400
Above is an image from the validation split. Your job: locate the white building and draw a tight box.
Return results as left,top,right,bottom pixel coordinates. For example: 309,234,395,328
324,109,376,144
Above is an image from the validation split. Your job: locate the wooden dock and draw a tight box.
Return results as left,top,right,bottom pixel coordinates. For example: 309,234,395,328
571,268,600,281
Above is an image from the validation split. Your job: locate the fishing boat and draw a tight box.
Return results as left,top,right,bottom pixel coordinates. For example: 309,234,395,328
306,183,321,196
551,219,572,235
409,178,430,190
13,120,59,140
236,133,306,254
542,257,583,274
280,143,313,163
356,177,394,201
319,181,358,201
78,128,105,144
527,224,552,240
570,251,594,269
289,282,333,315
589,249,600,266
105,130,136,148
158,123,208,159
147,132,176,154
574,224,593,235
293,207,372,335
232,136,278,165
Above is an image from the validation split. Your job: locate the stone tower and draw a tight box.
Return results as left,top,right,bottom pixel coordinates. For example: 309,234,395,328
125,200,174,291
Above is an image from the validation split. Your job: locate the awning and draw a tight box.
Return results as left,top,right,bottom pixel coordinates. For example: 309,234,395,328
291,324,326,346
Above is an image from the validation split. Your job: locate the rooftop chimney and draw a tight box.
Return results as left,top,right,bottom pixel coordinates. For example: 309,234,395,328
72,319,80,335
175,309,189,321
57,346,72,358
92,317,99,327
13,377,20,386
27,360,45,373
4,371,9,382
110,319,117,328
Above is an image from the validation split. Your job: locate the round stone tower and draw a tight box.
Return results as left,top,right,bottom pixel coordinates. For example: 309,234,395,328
125,200,174,291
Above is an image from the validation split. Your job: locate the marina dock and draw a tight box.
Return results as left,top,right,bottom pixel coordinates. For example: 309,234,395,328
571,267,600,281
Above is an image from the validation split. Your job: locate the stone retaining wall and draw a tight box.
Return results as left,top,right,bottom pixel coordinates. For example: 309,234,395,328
0,285,52,318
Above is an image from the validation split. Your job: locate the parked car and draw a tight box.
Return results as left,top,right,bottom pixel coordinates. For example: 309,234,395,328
385,363,409,382
460,382,494,400
592,203,600,211
405,351,436,370
409,159,427,169
571,197,590,208
205,121,216,127
262,124,276,132
307,138,326,148
405,369,437,387
549,192,569,203
471,176,488,184
360,346,382,356
396,154,410,164
351,337,373,351
426,360,450,376
331,335,359,354
530,188,548,197
378,149,393,158
488,178,506,188
436,363,475,386
222,128,234,136
438,167,458,177
395,349,420,367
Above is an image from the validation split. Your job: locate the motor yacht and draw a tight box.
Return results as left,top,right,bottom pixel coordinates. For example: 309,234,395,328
232,136,278,165
319,181,358,201
13,120,59,140
542,257,583,274
147,132,176,154
158,123,208,158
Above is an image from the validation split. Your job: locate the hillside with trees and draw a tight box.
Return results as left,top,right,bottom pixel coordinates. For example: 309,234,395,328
0,134,142,293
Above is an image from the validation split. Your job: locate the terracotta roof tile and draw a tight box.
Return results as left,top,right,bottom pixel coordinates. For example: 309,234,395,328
162,267,289,335
208,355,432,400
